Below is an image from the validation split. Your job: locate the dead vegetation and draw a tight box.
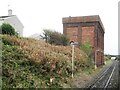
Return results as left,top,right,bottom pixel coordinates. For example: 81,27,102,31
2,35,90,88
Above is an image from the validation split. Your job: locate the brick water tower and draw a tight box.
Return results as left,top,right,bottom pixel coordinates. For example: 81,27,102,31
62,15,105,67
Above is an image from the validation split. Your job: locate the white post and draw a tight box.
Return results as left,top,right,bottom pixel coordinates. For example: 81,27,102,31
72,45,74,78
95,50,97,69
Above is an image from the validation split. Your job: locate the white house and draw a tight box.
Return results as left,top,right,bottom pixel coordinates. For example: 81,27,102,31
0,9,24,36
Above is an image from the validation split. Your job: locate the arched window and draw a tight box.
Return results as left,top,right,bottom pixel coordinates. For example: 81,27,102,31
70,41,74,44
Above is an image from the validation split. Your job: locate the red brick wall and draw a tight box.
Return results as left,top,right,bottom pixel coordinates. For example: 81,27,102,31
95,24,104,66
81,26,94,47
62,16,105,67
66,27,79,42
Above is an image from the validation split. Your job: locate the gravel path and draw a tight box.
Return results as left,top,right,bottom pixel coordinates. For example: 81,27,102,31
72,60,113,88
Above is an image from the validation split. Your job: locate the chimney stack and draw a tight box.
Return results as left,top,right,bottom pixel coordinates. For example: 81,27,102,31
8,9,12,16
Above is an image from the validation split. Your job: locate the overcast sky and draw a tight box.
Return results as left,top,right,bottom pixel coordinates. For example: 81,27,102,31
0,0,119,55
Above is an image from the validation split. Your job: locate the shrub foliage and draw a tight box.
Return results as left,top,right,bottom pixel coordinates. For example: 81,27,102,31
80,42,94,68
1,23,15,35
2,35,89,88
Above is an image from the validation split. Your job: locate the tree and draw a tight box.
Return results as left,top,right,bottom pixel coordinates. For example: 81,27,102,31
61,34,69,46
40,29,69,46
40,29,51,43
1,23,15,35
49,31,62,45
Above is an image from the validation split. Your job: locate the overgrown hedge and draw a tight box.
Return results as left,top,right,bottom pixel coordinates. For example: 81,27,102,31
1,23,15,36
2,35,89,88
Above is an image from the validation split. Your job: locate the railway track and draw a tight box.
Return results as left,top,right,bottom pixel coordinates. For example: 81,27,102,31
87,60,117,89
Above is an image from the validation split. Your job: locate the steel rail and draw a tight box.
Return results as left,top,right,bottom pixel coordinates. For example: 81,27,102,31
104,62,116,88
87,61,116,89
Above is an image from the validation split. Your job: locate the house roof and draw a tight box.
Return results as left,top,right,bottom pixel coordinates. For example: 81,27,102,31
0,15,15,19
62,15,105,32
0,15,24,28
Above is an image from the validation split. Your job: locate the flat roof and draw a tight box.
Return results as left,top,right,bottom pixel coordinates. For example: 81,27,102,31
62,15,105,32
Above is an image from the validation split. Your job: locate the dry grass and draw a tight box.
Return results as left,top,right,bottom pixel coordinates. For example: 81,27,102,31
2,35,91,88
2,35,87,64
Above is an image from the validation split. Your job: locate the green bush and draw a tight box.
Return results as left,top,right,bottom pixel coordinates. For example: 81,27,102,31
2,44,70,88
80,42,94,68
1,36,69,88
80,42,92,56
2,37,13,46
1,23,15,35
